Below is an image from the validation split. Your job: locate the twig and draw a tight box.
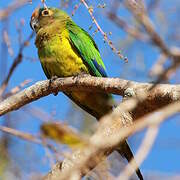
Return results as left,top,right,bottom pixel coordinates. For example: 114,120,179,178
124,0,180,88
107,12,148,42
124,0,171,56
149,53,167,77
118,126,159,179
3,79,32,98
0,32,34,96
80,0,127,62
0,124,58,155
0,0,32,20
0,125,41,144
3,30,13,56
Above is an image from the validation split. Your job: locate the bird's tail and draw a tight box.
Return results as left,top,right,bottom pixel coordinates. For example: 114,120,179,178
116,141,144,180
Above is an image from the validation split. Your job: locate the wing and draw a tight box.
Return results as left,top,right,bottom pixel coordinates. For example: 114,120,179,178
66,21,107,77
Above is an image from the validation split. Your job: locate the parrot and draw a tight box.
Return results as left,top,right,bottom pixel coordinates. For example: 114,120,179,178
30,7,143,180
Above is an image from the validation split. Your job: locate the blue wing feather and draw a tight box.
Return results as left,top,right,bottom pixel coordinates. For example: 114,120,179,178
92,59,107,77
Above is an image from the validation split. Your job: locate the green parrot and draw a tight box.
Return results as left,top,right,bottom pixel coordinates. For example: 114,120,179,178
30,7,143,180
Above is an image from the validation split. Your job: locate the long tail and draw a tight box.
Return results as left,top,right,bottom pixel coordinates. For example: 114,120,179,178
64,92,143,179
116,141,144,180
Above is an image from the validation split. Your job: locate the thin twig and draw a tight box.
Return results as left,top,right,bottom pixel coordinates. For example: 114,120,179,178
0,0,32,20
0,125,41,144
118,126,159,179
80,0,127,62
0,32,34,96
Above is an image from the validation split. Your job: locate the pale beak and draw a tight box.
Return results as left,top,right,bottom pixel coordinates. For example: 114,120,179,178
30,17,39,32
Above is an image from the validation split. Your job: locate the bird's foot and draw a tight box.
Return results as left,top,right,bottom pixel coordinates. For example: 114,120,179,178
49,76,59,96
50,75,58,82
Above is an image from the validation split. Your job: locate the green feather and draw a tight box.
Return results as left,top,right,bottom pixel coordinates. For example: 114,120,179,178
67,21,107,77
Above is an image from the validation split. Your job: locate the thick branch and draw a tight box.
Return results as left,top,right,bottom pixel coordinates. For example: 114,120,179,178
0,76,180,117
44,98,180,180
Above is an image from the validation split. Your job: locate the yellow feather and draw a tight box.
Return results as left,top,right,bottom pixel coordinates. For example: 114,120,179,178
39,29,89,77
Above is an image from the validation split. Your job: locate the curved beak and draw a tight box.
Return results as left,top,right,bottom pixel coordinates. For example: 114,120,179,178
30,17,39,32
30,8,39,32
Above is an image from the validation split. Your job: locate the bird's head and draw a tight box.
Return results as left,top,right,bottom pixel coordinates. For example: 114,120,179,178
30,7,70,33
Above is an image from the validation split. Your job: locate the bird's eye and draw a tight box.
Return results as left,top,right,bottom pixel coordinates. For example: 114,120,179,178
42,9,49,16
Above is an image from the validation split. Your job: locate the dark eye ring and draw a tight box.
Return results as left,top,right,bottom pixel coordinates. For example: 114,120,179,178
42,9,49,16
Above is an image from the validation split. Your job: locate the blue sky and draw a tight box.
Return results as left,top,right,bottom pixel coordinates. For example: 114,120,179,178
0,0,180,178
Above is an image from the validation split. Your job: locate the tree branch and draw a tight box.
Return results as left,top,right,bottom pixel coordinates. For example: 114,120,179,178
0,76,180,117
0,0,32,20
44,97,180,180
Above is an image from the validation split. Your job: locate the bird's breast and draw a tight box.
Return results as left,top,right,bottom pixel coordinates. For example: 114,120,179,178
37,29,89,78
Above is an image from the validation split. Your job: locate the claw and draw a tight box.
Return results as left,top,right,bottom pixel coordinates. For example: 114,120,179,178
50,75,58,83
49,76,59,96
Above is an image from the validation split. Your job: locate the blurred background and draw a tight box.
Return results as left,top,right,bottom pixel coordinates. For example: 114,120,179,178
0,0,180,179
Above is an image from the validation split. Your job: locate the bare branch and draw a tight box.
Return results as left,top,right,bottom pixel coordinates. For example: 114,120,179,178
118,126,159,179
0,125,41,144
124,0,170,56
80,0,127,61
107,12,148,41
0,32,34,96
0,0,32,20
0,76,180,117
44,97,180,179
